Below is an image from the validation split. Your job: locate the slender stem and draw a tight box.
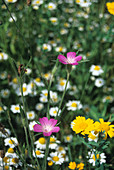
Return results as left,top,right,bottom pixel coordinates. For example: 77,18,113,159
56,71,70,119
47,75,53,119
44,137,50,170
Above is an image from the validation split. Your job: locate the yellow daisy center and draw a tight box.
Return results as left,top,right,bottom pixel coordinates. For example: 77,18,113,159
36,150,41,155
4,166,9,170
48,5,53,9
8,0,13,2
60,81,65,86
66,136,70,141
9,139,15,144
52,156,59,162
58,146,64,151
43,46,48,50
93,154,99,161
53,110,57,114
50,137,56,144
44,93,48,96
71,103,77,107
35,78,41,82
0,106,3,111
59,47,63,52
3,157,9,163
28,113,33,117
8,148,14,153
23,87,27,92
31,82,35,88
12,158,19,163
76,0,80,3
15,106,19,111
3,91,8,96
36,0,40,4
106,96,111,100
12,78,18,84
39,137,46,144
94,66,100,71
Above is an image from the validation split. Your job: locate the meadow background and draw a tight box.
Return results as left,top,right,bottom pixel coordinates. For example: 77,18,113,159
0,0,114,169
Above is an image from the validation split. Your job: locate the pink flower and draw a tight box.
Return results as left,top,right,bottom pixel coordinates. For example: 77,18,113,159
33,117,60,136
58,52,82,65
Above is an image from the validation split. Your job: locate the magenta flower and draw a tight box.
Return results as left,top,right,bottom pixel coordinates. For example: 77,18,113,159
33,117,60,136
58,52,82,65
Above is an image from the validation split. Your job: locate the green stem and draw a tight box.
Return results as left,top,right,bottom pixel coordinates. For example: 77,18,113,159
47,76,53,119
56,71,70,119
44,137,50,170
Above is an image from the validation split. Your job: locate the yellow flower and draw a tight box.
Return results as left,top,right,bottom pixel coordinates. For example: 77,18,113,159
72,116,94,135
106,2,114,15
68,162,76,170
96,119,114,138
77,163,84,170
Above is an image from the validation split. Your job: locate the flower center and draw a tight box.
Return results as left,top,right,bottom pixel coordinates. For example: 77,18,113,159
0,106,3,111
71,103,77,107
15,106,19,111
43,46,48,50
53,110,57,114
66,136,70,141
58,146,64,151
12,78,18,84
44,93,48,96
60,81,65,86
39,137,46,144
50,137,56,144
3,157,9,163
52,156,59,162
35,78,41,82
67,57,75,64
28,113,33,117
8,148,14,153
106,96,111,100
12,158,19,163
36,0,40,4
59,47,63,52
9,139,15,144
4,166,9,170
93,154,99,161
36,150,41,155
94,66,100,71
48,160,53,166
8,0,13,2
23,87,27,92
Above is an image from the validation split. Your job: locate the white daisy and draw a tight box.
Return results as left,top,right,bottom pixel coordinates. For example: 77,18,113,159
90,65,104,76
34,137,46,150
4,137,18,148
50,17,58,25
34,77,44,87
66,100,82,111
102,96,113,103
57,78,70,91
55,46,67,53
33,149,44,158
49,136,60,149
47,2,56,10
88,131,99,142
10,104,21,113
42,44,52,51
48,152,64,165
1,89,10,98
95,78,105,87
29,121,37,131
50,91,58,103
0,52,8,60
5,0,17,3
35,103,44,111
49,107,61,117
25,68,32,75
0,71,7,79
27,111,35,120
87,150,106,166
64,135,73,143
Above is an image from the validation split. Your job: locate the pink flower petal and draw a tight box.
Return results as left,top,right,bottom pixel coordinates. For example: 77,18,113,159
52,127,60,133
48,119,57,127
33,124,42,132
75,56,82,62
58,55,68,64
67,52,76,59
39,117,49,126
43,131,52,136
